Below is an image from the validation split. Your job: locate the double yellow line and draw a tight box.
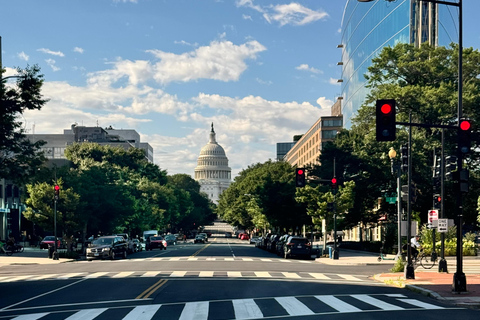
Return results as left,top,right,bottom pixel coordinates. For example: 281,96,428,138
136,279,168,299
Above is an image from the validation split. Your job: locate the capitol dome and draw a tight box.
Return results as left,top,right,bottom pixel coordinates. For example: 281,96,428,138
194,123,231,204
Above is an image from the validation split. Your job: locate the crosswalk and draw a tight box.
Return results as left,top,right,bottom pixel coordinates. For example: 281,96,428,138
89,257,316,263
1,294,449,319
0,270,369,283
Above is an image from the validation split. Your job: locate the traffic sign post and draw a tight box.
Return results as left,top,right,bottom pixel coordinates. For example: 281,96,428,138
438,219,448,233
427,209,439,264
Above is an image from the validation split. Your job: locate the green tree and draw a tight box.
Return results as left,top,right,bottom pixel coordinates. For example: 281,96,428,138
0,65,47,183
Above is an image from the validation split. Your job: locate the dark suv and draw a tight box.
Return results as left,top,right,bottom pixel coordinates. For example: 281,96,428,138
86,236,128,261
283,236,311,259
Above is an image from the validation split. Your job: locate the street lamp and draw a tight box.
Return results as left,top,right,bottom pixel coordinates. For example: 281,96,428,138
358,0,466,293
388,148,402,259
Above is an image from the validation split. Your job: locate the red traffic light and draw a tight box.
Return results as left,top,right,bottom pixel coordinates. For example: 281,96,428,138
380,103,392,114
331,178,337,184
460,120,471,131
297,169,304,175
54,185,60,191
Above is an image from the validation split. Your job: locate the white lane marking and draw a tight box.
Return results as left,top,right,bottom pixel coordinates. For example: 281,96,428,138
398,299,444,309
27,274,58,281
228,272,242,277
254,272,272,278
282,272,301,279
58,273,85,279
85,272,109,279
122,305,162,320
309,273,331,280
3,275,34,282
199,271,214,277
150,258,163,261
275,297,314,316
170,271,187,277
170,257,181,261
206,258,216,261
351,294,403,310
278,259,291,263
141,271,161,277
385,294,407,298
260,259,272,262
187,258,198,261
338,274,363,281
112,272,135,278
315,295,361,312
179,301,209,320
11,313,49,319
65,308,108,320
224,258,234,261
243,258,253,261
232,298,263,319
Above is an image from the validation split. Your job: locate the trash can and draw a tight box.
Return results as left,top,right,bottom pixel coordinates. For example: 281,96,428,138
328,246,333,259
48,245,54,259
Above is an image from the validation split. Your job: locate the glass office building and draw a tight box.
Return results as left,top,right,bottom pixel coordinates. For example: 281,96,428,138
340,0,459,128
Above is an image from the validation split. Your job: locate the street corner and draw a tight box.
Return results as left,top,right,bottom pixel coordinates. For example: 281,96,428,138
372,273,406,288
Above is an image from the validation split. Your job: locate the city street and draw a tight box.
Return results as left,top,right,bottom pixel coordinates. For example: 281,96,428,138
0,229,478,319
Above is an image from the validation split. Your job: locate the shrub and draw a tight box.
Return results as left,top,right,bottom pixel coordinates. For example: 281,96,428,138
390,257,405,272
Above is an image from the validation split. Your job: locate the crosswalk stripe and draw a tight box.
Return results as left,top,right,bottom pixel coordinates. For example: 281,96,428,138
308,273,331,280
243,258,253,261
65,308,108,320
282,272,301,279
275,297,315,316
398,299,444,309
112,272,135,278
187,258,198,261
3,275,34,282
85,272,109,278
338,274,363,281
351,295,403,310
141,271,161,277
260,259,272,262
27,274,58,281
58,273,85,279
224,258,234,261
199,271,214,277
123,305,162,320
315,295,361,312
179,301,209,320
11,312,49,319
254,272,272,278
170,257,181,261
170,271,187,277
232,298,263,319
206,258,216,261
228,272,242,277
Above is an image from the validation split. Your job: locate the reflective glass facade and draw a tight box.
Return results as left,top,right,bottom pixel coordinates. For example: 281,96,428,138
340,0,459,128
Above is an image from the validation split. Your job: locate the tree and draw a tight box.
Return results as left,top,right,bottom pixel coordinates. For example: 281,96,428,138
0,65,47,183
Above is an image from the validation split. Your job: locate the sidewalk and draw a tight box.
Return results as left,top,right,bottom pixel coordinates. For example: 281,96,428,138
0,247,75,266
316,248,480,308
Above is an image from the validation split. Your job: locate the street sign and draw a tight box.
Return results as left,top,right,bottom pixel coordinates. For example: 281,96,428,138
427,210,438,223
386,196,396,204
438,219,448,233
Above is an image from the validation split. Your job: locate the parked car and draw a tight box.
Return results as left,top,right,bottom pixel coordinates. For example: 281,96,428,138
199,233,209,242
250,236,261,245
260,234,272,249
132,239,142,252
275,234,290,256
146,236,167,250
165,234,177,246
266,234,280,252
194,234,207,244
86,236,128,261
283,236,311,259
39,236,62,249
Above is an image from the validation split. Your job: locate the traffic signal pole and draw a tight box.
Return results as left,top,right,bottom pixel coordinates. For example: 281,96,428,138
405,113,415,279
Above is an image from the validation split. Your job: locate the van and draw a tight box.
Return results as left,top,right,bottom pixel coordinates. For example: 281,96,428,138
143,230,158,241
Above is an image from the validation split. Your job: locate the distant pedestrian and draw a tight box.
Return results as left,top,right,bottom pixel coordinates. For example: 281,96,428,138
183,234,187,243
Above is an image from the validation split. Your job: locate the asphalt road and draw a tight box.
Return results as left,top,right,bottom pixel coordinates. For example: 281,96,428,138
0,233,478,319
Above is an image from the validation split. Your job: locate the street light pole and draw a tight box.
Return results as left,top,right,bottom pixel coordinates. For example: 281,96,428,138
388,148,402,258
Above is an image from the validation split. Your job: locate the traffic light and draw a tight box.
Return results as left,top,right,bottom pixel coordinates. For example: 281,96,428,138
295,168,306,187
327,202,334,212
376,99,396,141
459,169,469,193
458,118,472,154
401,144,408,172
331,177,337,195
445,155,457,181
433,194,441,209
54,185,60,200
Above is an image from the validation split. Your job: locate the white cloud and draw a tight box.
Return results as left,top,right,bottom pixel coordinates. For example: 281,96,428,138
237,1,328,26
45,59,60,72
147,39,266,84
73,47,84,54
37,48,65,57
242,14,252,21
296,64,322,74
174,40,198,47
255,78,272,85
316,97,334,109
17,51,29,61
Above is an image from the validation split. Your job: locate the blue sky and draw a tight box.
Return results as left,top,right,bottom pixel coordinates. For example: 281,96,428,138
1,0,479,178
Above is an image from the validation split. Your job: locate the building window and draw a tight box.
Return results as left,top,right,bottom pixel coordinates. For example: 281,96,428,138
323,119,343,127
322,130,338,139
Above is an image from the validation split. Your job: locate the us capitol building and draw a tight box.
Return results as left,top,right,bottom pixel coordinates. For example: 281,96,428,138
194,124,231,204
